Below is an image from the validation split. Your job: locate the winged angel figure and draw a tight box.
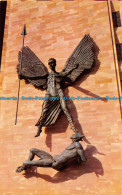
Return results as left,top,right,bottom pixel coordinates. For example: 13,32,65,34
17,35,95,137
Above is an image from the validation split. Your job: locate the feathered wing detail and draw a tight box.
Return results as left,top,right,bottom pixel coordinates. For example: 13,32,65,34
17,46,49,89
62,34,95,86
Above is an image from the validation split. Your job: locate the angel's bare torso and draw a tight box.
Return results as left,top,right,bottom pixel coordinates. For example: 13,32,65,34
47,71,62,97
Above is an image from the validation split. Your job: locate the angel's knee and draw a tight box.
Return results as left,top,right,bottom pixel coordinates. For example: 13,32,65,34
63,108,68,115
62,105,70,116
60,99,67,112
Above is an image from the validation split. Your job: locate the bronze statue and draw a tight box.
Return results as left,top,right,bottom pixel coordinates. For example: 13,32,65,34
17,34,95,137
16,132,87,172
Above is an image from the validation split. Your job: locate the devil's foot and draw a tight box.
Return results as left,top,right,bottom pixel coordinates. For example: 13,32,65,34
16,166,25,173
16,165,31,173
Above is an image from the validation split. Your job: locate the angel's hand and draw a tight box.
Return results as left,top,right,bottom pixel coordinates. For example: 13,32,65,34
18,72,23,79
60,64,79,77
74,64,78,69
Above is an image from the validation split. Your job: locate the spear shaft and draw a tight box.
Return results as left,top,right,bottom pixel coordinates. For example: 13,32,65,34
15,25,27,125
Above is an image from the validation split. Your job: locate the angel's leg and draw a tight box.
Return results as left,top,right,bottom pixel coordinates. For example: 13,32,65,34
58,89,77,133
35,92,50,137
35,125,42,137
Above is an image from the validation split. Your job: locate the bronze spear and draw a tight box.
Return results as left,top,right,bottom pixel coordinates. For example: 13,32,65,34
15,24,27,125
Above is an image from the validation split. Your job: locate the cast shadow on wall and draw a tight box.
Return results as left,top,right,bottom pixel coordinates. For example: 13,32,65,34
44,41,107,150
22,145,104,182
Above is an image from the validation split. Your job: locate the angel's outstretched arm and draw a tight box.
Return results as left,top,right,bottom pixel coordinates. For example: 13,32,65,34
59,64,78,77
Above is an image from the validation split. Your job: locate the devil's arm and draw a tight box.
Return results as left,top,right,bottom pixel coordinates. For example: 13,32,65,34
77,149,87,162
75,142,87,162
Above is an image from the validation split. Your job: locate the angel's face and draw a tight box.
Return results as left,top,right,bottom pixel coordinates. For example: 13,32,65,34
48,58,56,71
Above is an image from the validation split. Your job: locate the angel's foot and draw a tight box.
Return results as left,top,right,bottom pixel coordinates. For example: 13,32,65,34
35,126,42,137
74,129,78,133
72,127,78,133
70,132,85,141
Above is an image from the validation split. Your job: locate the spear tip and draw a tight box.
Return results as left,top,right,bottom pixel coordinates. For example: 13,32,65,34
21,24,27,36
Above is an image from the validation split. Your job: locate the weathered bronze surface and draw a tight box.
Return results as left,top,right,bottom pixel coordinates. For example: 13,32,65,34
16,133,87,172
17,34,95,136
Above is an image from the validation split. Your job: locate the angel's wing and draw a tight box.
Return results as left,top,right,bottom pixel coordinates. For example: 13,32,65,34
62,34,95,86
17,46,49,89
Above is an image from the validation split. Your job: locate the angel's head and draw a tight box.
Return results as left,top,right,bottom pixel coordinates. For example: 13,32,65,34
48,58,56,71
